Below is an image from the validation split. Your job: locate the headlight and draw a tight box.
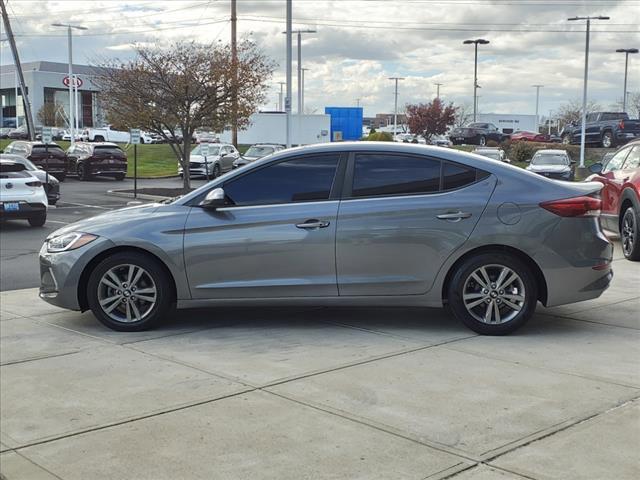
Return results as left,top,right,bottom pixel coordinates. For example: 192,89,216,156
47,232,98,253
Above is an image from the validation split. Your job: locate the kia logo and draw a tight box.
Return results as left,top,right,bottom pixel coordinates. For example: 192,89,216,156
6,183,13,189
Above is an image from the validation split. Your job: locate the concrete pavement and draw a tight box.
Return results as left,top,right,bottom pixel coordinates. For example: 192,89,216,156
0,242,638,479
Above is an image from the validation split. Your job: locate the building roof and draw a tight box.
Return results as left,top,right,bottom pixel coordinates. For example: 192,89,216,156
0,61,107,76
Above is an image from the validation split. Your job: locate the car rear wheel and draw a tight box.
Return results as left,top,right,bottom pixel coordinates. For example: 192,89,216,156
621,206,640,261
55,173,66,182
562,135,571,145
94,135,105,142
601,131,614,148
114,173,125,181
87,252,173,331
447,253,537,335
478,135,486,146
28,212,46,227
77,163,90,181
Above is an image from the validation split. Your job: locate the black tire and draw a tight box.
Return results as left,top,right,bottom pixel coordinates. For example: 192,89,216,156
49,199,58,206
94,135,105,142
601,131,614,149
56,174,66,182
77,163,90,181
86,252,174,331
562,134,572,145
447,252,538,335
28,212,46,227
478,135,487,146
212,163,221,178
114,173,125,181
621,206,640,261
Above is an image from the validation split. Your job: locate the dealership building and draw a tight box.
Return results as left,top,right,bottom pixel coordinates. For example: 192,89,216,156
476,113,538,134
0,61,105,128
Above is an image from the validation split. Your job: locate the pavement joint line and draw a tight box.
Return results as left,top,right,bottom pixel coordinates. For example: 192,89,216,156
540,295,640,317
479,395,640,465
443,343,640,391
52,201,111,210
45,220,69,225
9,450,66,480
262,388,483,464
10,387,257,453
0,350,80,367
422,461,476,480
535,310,640,331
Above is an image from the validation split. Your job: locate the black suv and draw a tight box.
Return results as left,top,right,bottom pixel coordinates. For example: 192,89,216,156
66,142,128,181
2,141,68,181
449,123,508,146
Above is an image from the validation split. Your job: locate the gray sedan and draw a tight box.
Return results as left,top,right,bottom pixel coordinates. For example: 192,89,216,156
39,142,613,335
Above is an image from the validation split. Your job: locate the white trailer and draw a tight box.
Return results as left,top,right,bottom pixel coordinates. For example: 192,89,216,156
219,113,331,145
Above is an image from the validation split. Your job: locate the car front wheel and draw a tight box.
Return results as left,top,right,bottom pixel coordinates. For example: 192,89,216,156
601,131,614,148
621,206,640,261
87,252,174,331
447,253,537,335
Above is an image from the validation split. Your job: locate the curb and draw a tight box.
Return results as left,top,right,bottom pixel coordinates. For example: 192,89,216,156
106,190,169,201
125,174,180,179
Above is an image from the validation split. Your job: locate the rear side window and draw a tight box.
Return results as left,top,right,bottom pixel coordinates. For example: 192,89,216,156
31,146,65,155
224,155,340,206
442,163,477,190
604,148,630,173
623,146,640,170
352,154,440,197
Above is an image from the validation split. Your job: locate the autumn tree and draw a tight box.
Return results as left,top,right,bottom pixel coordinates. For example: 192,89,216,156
405,99,456,141
93,41,275,188
37,102,66,127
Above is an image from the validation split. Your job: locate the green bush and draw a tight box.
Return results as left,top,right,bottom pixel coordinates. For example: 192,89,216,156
486,139,500,147
503,141,580,163
365,131,393,142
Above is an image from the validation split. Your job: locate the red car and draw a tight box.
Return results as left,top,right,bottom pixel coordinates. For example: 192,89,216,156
510,131,550,142
587,139,640,260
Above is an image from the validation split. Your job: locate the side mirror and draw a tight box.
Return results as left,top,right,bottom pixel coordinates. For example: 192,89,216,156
199,187,225,209
589,162,603,174
570,159,577,165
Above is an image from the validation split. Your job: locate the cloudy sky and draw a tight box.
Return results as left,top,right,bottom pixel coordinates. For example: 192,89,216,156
2,0,640,118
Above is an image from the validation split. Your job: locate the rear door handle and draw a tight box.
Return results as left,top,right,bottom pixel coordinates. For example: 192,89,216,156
437,211,472,221
296,219,330,229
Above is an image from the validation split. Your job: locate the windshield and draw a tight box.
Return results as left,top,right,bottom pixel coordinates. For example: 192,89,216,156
531,154,569,165
191,145,221,156
477,151,501,160
245,146,275,157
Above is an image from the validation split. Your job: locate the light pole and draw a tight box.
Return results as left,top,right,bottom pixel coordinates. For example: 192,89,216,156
463,39,489,122
532,85,544,133
285,0,292,148
616,48,638,112
568,16,609,168
301,67,309,114
277,81,285,111
434,82,443,99
388,77,405,139
52,23,87,147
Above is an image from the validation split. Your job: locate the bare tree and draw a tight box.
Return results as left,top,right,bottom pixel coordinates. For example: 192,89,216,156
453,102,473,127
627,92,640,119
93,41,275,189
37,102,66,127
555,98,601,127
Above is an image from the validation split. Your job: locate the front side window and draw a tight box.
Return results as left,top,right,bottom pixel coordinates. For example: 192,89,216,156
603,148,630,173
352,154,440,197
622,146,640,170
224,155,340,206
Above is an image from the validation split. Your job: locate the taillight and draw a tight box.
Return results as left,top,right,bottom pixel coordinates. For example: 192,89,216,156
619,120,625,129
26,181,42,188
540,195,601,217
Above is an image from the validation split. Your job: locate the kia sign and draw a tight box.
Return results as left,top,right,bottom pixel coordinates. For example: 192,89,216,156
63,76,83,88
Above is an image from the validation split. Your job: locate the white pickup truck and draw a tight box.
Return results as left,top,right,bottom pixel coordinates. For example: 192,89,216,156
83,126,155,144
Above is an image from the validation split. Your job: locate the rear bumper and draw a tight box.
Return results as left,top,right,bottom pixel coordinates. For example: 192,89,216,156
0,202,47,219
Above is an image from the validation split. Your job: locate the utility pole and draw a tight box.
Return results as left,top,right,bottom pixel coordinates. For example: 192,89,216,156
434,82,443,99
356,98,360,107
463,39,489,122
1,0,35,139
548,109,553,135
568,15,609,168
278,81,285,111
231,0,238,147
388,77,405,140
532,85,544,133
285,0,292,148
616,48,638,112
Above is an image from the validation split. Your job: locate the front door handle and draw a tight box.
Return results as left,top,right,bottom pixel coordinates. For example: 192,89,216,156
296,219,330,229
437,211,472,221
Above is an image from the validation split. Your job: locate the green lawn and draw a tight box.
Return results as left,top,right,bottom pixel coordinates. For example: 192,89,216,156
0,140,252,178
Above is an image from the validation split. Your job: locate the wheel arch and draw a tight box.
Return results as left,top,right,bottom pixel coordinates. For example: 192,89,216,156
618,188,640,232
77,245,178,311
441,244,548,306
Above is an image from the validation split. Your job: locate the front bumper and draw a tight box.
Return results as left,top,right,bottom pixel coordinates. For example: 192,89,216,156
39,237,116,311
530,170,573,180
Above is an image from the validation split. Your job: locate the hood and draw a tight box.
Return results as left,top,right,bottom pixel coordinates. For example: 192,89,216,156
527,164,571,173
190,154,221,163
47,203,162,239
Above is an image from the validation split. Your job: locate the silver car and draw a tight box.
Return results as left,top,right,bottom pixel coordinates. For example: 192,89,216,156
39,142,613,335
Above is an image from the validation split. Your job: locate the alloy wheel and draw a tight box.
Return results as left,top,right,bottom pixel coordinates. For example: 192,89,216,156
622,209,636,257
462,264,526,324
97,264,157,323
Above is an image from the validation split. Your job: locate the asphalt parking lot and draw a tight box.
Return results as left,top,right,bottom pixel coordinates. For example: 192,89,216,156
0,236,638,479
0,176,206,291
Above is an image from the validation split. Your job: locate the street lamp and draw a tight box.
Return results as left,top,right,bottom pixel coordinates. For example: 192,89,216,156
532,85,544,132
463,39,489,122
568,16,609,168
615,48,638,112
388,77,405,140
51,23,87,147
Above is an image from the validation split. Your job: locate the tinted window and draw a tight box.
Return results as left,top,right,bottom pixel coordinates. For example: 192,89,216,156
443,163,477,190
352,154,440,197
224,155,339,206
604,148,630,173
600,113,627,121
93,146,125,158
31,146,65,155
